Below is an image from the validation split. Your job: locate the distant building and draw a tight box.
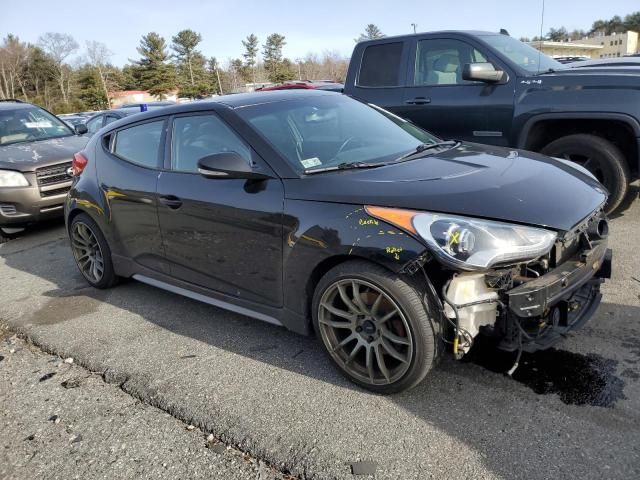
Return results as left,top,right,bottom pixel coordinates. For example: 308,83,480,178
109,90,178,108
581,31,639,58
529,31,639,59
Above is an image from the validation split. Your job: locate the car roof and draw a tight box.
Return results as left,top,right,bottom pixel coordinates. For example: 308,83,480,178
0,101,36,111
355,30,499,46
98,90,341,132
213,89,339,108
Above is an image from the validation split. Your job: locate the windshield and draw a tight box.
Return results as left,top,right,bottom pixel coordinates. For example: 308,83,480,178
236,95,438,173
482,35,566,74
0,105,73,146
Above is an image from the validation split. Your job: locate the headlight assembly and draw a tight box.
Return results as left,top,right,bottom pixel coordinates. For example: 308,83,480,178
0,170,29,187
366,206,557,270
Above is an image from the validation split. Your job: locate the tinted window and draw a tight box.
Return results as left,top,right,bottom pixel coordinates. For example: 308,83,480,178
171,114,250,173
415,39,489,86
238,95,437,173
113,120,164,168
358,42,403,87
86,115,103,134
103,115,119,126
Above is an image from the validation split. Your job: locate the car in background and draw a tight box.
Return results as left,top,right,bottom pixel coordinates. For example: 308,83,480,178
343,30,640,214
0,99,88,243
256,80,344,92
553,56,591,64
117,101,177,108
58,114,92,129
570,57,640,68
65,90,611,393
79,105,173,137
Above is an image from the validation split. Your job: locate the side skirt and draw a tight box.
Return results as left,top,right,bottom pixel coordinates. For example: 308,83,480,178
132,274,283,327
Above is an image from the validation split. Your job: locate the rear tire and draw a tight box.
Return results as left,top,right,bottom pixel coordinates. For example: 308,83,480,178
312,260,439,394
69,213,118,289
541,134,630,214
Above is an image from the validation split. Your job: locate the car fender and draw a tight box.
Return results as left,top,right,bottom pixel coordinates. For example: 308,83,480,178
282,199,428,319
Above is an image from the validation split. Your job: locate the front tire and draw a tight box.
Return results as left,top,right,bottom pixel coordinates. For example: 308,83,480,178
69,213,117,289
541,134,630,214
312,261,439,394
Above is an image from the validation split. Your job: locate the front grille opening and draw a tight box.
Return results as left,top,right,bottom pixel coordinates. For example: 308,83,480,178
40,186,71,198
35,161,72,198
0,204,18,216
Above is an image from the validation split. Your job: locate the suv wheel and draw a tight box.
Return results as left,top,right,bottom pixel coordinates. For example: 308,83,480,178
0,227,20,244
312,261,439,394
541,134,630,214
70,213,118,289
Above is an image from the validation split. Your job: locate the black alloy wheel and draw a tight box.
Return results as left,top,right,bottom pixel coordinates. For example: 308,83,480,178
70,213,118,289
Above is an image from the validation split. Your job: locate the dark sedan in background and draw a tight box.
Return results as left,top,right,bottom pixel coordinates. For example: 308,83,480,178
65,90,611,393
79,104,173,137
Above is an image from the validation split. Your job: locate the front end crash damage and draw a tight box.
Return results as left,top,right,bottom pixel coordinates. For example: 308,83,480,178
405,212,612,362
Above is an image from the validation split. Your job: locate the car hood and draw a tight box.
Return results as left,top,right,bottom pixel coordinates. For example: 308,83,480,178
284,142,607,231
0,136,88,171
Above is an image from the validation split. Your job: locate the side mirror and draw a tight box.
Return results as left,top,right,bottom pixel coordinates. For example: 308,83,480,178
197,152,271,180
75,124,88,135
462,62,506,83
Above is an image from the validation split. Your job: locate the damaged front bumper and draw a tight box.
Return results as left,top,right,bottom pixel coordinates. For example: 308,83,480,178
442,237,612,357
499,240,611,352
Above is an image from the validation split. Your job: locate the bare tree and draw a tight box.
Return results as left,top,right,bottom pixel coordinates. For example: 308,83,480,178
38,32,78,103
0,35,30,100
86,40,113,108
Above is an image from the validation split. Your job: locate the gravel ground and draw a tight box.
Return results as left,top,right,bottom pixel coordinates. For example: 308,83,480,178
0,329,293,480
1,187,639,479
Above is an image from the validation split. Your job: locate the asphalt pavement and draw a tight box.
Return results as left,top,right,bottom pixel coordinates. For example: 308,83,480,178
0,332,292,480
1,186,639,479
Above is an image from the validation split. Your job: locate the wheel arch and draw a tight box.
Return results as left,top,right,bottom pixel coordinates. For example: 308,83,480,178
517,113,640,177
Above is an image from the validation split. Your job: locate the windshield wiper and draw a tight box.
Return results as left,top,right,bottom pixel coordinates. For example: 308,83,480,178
394,140,458,162
304,161,380,175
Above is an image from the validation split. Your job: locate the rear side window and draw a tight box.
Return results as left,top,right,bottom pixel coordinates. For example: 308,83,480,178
358,42,403,87
112,120,164,168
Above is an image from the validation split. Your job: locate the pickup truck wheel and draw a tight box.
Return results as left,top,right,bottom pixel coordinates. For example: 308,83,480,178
541,134,630,214
312,260,439,394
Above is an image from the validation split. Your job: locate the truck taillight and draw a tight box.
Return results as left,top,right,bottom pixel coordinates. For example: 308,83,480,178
72,153,88,176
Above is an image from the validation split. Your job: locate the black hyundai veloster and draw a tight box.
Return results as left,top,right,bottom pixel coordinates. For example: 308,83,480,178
65,90,611,393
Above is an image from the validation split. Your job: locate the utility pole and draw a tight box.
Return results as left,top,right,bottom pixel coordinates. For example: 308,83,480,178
411,23,417,34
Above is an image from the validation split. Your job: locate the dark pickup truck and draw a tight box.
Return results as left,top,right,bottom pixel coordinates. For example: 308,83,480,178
343,31,640,213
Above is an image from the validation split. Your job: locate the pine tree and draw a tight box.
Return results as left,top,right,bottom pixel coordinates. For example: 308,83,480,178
355,24,385,42
263,33,294,83
134,32,176,98
242,34,259,83
171,29,202,91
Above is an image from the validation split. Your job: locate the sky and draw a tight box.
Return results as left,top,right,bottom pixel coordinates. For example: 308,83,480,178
2,0,638,67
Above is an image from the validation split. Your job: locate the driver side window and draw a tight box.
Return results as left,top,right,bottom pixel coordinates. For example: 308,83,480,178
171,114,251,173
414,39,488,86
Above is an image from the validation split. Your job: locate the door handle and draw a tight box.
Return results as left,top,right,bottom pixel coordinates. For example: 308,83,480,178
405,97,431,105
159,195,182,209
